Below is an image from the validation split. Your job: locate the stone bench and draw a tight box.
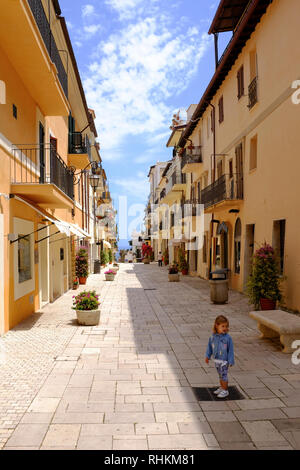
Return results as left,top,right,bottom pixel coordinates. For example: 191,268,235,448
250,310,300,353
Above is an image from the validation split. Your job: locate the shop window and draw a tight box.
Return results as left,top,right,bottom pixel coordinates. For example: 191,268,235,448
273,220,286,274
18,235,32,283
234,218,242,274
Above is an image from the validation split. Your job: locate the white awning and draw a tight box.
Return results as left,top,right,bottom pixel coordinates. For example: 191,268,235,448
103,240,111,249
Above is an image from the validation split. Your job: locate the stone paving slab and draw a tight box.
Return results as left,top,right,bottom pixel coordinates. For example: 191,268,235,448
1,265,300,449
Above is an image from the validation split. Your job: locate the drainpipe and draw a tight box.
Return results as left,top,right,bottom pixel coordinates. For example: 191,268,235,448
206,101,216,279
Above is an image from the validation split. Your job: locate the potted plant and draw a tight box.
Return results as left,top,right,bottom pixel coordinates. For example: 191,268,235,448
163,250,169,266
105,269,117,281
76,249,89,285
168,265,180,282
108,249,113,265
72,290,100,326
142,244,152,264
247,243,282,311
100,250,107,267
178,249,189,275
73,278,79,290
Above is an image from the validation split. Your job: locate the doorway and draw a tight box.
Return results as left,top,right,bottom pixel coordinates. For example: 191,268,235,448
244,224,255,290
38,224,49,307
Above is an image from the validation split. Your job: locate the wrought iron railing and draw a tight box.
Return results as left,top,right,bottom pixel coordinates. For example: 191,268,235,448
11,144,74,200
28,0,68,98
248,76,258,109
69,132,88,154
160,188,166,200
181,147,202,168
200,174,243,209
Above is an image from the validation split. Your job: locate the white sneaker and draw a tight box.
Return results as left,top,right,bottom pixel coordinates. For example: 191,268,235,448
217,389,229,399
213,387,223,395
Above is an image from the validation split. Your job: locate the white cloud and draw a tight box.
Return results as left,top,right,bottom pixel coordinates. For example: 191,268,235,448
114,176,149,199
84,24,101,36
82,4,95,17
83,16,211,158
105,0,145,20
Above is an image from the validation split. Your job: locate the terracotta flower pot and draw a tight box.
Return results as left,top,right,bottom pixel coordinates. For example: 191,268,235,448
143,259,150,265
260,298,276,311
181,269,188,276
79,277,87,285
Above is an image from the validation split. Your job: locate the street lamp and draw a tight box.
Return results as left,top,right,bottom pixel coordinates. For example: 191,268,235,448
89,173,101,191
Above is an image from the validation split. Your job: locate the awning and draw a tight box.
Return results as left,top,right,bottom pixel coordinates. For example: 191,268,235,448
103,240,111,249
13,195,91,240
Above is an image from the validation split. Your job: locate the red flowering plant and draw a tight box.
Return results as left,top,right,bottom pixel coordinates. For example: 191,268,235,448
72,291,100,311
142,243,153,260
75,249,89,278
247,243,283,310
104,269,116,275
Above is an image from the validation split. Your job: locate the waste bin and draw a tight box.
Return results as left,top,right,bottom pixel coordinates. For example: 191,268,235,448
94,259,101,274
209,269,229,304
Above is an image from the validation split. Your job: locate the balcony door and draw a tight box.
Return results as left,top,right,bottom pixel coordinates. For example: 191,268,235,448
235,143,244,199
39,122,45,184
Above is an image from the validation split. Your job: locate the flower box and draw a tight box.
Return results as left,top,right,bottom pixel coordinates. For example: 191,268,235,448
168,273,180,282
72,291,100,326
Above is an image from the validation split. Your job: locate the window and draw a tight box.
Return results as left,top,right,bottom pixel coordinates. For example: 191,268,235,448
250,50,257,82
250,135,258,171
237,66,244,99
211,109,215,133
229,159,233,179
203,233,208,263
13,104,17,119
273,220,286,274
18,235,32,283
0,80,6,104
218,96,224,123
234,218,242,274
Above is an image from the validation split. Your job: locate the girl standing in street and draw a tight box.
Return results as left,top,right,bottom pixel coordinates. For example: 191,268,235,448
205,315,235,398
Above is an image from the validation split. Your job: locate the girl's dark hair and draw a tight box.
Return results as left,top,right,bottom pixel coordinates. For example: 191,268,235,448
213,315,229,334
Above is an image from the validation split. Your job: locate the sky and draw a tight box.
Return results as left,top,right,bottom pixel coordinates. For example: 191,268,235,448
59,0,231,248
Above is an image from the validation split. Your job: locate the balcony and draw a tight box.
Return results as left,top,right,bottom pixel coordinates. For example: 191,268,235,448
160,170,186,204
181,147,203,173
201,174,244,212
0,0,69,115
11,144,74,209
100,191,111,203
68,133,91,169
248,76,258,109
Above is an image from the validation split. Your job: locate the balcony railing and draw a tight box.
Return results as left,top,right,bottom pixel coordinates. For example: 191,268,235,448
69,132,91,158
181,147,202,167
248,76,258,109
200,174,244,209
11,144,74,200
28,0,68,98
160,188,166,200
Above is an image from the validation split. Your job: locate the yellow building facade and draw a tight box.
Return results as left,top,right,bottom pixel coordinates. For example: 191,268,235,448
177,0,300,311
0,0,108,333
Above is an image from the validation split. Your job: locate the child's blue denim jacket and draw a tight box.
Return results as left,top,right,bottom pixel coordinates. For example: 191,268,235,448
206,333,235,365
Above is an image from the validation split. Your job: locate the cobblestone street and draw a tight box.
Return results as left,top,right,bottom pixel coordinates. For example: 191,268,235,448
1,264,300,450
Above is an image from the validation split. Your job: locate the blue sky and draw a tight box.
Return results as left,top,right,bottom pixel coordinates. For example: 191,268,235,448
59,0,230,248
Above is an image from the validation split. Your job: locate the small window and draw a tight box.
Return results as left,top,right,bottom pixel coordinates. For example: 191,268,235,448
13,104,17,119
234,218,242,274
218,96,224,123
250,136,257,171
18,235,32,283
273,220,286,274
237,66,244,99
